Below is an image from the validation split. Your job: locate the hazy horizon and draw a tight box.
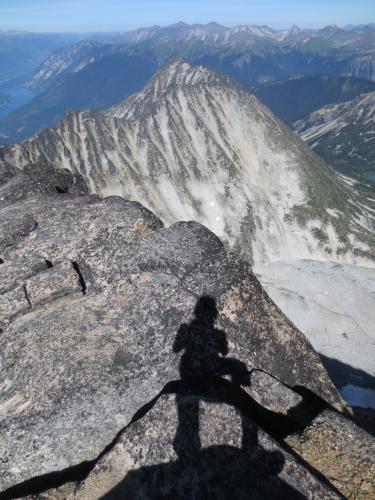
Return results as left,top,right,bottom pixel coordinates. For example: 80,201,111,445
0,0,374,33
1,20,375,35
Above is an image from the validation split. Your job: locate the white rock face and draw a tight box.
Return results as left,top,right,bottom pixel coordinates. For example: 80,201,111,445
257,260,375,409
2,60,374,268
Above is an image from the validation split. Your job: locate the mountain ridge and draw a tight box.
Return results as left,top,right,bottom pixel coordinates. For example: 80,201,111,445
1,60,374,269
2,21,375,144
294,90,375,180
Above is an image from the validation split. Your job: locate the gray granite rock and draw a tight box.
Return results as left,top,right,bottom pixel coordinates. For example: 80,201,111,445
287,409,375,498
70,394,340,499
249,369,303,415
0,255,48,295
0,285,30,326
0,212,37,249
0,162,17,188
0,162,88,208
0,165,349,493
25,260,83,308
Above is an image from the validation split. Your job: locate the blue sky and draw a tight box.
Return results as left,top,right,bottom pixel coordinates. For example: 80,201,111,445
1,0,374,32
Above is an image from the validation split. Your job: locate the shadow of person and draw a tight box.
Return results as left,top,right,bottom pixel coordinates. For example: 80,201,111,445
172,296,252,459
101,297,308,499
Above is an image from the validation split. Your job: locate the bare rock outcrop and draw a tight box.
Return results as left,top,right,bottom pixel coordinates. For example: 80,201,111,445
70,394,340,499
287,410,375,498
0,164,373,498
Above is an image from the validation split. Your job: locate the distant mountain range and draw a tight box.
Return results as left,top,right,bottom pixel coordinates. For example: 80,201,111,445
27,22,375,93
344,23,375,31
1,22,375,145
294,91,375,180
107,21,375,52
0,31,86,85
0,50,158,144
1,60,374,268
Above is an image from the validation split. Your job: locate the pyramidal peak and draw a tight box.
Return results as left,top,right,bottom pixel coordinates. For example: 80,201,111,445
145,59,231,93
2,60,374,269
111,59,236,118
288,24,301,34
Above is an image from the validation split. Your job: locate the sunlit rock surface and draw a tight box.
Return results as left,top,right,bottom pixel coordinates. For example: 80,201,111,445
0,165,355,496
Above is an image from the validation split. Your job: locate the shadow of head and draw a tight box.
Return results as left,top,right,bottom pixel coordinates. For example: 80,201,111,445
193,295,218,325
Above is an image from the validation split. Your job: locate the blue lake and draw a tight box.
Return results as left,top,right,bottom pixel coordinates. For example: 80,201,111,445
0,84,35,119
368,175,375,184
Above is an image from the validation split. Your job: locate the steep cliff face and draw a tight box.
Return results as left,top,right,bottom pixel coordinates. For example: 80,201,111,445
347,53,375,82
1,61,374,268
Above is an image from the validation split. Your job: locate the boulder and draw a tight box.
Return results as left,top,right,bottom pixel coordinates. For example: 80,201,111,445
0,162,88,208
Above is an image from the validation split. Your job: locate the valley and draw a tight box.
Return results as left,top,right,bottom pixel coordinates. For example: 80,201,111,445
0,83,35,120
252,74,375,124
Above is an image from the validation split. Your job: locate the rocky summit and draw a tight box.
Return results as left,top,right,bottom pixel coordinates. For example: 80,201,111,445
0,164,374,499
